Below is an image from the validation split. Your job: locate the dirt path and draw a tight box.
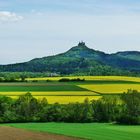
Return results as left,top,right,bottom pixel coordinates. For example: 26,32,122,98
0,126,82,140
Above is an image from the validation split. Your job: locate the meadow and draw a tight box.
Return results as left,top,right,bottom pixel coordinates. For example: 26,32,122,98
3,123,140,140
0,76,140,103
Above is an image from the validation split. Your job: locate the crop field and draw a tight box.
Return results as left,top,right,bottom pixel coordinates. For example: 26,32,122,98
0,83,100,103
0,76,140,103
11,95,101,104
3,123,140,140
26,76,140,82
0,91,97,96
78,84,140,94
0,84,86,91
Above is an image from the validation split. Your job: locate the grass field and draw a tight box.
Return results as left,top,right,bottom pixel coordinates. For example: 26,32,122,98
3,123,140,140
0,85,86,92
0,76,140,103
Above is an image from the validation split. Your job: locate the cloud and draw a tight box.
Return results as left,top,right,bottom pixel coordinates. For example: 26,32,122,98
0,11,23,22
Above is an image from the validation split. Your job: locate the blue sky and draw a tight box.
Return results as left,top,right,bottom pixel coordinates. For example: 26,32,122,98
0,0,140,64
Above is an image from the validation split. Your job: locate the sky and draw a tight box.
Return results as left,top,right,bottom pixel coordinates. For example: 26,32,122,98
0,0,140,64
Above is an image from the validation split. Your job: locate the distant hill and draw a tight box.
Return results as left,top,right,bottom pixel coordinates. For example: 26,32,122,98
0,42,140,76
114,51,140,61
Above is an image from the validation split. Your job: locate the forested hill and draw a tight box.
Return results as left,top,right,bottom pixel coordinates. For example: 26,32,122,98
0,42,140,76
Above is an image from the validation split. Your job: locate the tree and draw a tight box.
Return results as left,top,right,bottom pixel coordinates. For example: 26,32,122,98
91,96,119,122
0,96,14,122
39,103,64,122
117,90,140,124
81,98,93,122
14,92,39,122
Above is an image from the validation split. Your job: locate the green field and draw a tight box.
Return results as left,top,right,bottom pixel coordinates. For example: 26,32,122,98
3,123,140,140
0,84,86,92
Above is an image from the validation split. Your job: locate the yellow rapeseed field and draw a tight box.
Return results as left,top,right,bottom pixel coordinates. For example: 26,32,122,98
26,76,140,82
3,76,140,103
0,91,101,104
78,84,140,94
0,91,98,96
10,95,101,104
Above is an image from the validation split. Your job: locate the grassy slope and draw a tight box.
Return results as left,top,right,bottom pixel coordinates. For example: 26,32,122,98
4,123,140,140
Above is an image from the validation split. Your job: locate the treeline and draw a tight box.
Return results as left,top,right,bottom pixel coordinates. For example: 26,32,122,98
0,90,140,124
0,70,139,82
58,78,85,82
0,72,59,82
0,65,139,77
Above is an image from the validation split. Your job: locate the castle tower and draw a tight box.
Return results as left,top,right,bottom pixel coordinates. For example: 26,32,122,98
78,41,86,46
